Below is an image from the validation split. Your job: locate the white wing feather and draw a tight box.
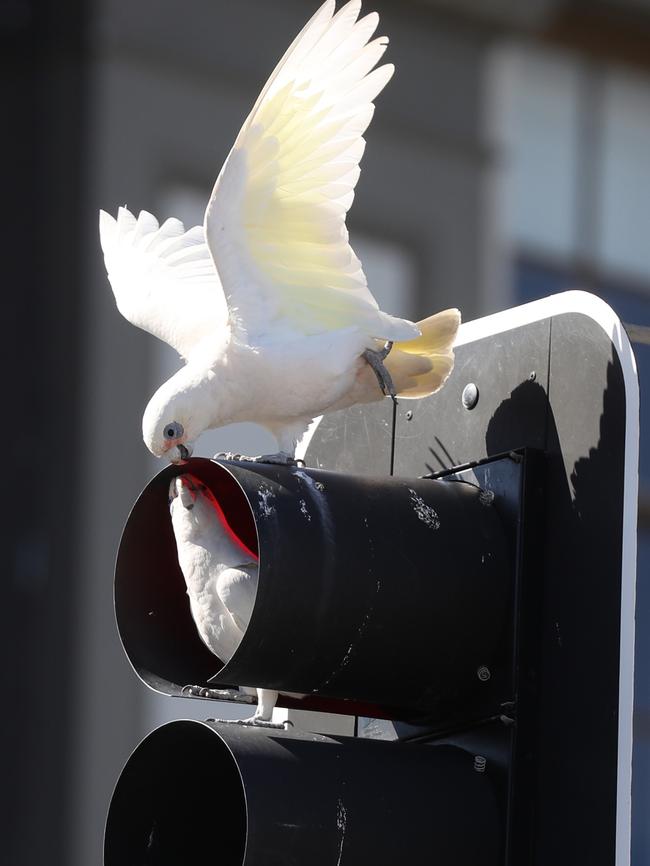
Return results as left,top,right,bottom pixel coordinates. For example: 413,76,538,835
99,207,228,359
216,565,259,635
205,0,419,343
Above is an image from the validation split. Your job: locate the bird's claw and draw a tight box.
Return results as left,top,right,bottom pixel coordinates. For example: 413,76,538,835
362,341,398,404
253,452,304,466
213,451,304,467
181,685,256,704
181,685,204,697
207,717,291,730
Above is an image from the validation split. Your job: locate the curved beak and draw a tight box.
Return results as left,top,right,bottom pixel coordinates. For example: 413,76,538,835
168,441,194,464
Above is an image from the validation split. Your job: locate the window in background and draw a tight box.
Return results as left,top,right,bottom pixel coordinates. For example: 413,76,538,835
497,44,650,865
499,48,582,258
600,70,650,281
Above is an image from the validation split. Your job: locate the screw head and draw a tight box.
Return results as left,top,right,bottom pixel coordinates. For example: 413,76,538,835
462,383,479,410
477,665,491,682
529,371,536,381
473,755,487,773
405,410,413,421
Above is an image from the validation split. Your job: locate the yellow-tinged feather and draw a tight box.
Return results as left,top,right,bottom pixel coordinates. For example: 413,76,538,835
388,309,461,398
205,1,417,340
396,309,461,355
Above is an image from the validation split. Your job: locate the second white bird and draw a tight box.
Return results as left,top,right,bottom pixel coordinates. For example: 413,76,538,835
169,473,279,722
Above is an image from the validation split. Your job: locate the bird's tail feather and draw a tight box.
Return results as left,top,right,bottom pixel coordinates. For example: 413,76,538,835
388,308,461,399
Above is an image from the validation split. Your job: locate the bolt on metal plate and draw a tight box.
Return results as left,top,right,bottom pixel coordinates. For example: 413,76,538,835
462,383,479,410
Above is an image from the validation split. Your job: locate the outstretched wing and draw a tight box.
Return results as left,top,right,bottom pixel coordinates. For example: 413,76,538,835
205,0,419,343
100,207,228,360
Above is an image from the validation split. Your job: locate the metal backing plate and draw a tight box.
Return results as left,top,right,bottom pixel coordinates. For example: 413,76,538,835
305,291,638,866
307,402,396,476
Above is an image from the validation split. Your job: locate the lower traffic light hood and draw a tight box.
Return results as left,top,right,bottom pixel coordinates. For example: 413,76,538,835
104,719,502,866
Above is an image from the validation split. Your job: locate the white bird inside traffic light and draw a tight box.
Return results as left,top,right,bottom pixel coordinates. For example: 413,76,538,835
100,0,460,465
168,474,280,724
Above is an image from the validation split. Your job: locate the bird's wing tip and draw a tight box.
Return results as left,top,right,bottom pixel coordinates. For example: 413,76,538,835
98,209,118,249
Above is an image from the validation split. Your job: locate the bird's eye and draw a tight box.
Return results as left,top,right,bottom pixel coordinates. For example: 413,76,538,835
163,421,184,441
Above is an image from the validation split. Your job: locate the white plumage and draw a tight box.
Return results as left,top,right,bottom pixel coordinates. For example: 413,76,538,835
169,474,279,722
100,0,460,464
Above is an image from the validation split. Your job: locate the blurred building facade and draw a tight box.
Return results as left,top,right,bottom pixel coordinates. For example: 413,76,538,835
5,1,650,864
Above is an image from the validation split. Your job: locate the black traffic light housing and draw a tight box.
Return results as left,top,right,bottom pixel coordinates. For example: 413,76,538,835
106,291,639,866
115,454,518,722
106,722,502,866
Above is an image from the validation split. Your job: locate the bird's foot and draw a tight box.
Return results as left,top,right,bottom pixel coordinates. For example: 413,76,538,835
362,341,398,403
214,451,304,467
207,716,290,730
181,685,256,704
252,451,304,466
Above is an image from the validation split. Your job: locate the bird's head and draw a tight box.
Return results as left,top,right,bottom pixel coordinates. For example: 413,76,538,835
143,376,207,463
168,475,222,549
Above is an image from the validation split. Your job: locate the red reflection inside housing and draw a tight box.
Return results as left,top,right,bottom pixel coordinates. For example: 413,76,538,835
180,473,259,562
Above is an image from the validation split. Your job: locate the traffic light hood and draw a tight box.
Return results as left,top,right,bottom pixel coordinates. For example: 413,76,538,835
115,455,513,722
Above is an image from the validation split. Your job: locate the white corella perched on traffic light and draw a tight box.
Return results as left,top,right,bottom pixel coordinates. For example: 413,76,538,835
99,0,460,466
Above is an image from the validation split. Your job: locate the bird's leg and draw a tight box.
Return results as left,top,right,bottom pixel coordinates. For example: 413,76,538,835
210,689,287,728
253,688,280,721
362,341,398,403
